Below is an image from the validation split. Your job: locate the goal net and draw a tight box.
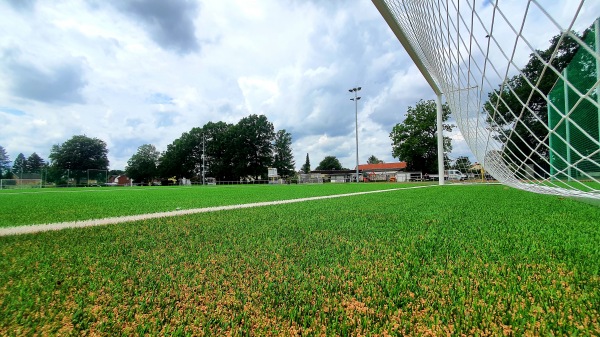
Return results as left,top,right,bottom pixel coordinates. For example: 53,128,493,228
0,179,42,189
373,0,600,199
86,169,109,186
299,173,324,184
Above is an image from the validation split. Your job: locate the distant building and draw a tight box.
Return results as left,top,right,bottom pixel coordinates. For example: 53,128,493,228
306,170,356,183
301,162,415,183
358,162,407,182
107,175,132,186
470,162,483,172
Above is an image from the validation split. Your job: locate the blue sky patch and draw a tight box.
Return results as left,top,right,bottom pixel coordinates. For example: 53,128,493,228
147,93,174,105
0,107,25,116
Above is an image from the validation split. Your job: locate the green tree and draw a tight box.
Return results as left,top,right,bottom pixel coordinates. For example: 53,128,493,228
484,31,585,176
45,165,66,186
231,114,274,180
159,115,277,182
159,121,236,181
126,144,160,185
203,121,235,181
316,156,343,170
301,153,310,173
12,153,26,176
159,136,189,179
367,155,383,164
49,135,109,185
390,99,453,173
159,127,205,180
272,130,295,178
452,156,472,171
0,146,10,178
26,152,45,173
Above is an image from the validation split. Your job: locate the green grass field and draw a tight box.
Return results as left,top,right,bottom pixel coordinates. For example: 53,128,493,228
537,180,600,192
1,184,599,335
0,183,429,228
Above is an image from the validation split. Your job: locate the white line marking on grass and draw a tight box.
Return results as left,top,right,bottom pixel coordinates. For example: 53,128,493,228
0,185,437,236
0,186,201,195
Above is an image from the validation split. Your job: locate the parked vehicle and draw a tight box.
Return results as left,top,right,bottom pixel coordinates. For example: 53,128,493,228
427,170,467,181
446,170,467,180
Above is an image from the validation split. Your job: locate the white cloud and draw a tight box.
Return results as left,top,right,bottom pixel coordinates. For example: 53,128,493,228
31,119,47,127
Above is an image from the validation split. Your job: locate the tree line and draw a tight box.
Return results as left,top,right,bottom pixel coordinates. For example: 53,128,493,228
131,114,295,184
0,114,295,185
1,99,451,183
0,149,46,179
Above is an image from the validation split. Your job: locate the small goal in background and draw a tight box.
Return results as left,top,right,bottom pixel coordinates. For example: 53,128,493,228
0,179,43,189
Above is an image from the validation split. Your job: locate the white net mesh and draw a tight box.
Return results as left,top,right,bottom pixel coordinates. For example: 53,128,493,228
373,0,600,199
0,179,42,189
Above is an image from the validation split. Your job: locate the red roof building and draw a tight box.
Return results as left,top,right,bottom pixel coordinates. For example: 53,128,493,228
357,162,408,182
107,175,132,186
357,162,407,171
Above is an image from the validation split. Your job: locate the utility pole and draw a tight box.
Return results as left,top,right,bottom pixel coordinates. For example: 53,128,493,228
349,87,362,183
202,134,206,185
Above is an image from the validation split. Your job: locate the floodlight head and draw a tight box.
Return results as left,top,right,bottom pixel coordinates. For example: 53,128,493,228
357,87,362,91
349,89,353,92
357,97,361,100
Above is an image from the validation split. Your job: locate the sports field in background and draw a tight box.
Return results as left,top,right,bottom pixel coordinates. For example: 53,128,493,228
1,184,599,335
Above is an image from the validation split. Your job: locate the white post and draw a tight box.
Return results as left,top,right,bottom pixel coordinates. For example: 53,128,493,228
564,69,572,181
596,18,599,152
549,103,554,178
355,91,359,183
202,134,206,185
349,87,362,183
437,93,445,185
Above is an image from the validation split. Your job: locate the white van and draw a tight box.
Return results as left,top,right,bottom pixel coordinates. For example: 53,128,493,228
445,170,467,181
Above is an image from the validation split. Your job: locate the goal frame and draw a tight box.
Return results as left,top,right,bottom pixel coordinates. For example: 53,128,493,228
0,179,43,189
372,0,600,199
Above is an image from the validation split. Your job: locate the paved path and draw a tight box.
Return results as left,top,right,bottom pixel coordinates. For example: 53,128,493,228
0,185,435,237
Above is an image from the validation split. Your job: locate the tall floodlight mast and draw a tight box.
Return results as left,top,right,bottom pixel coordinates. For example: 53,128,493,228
349,87,362,183
202,133,206,185
372,0,600,199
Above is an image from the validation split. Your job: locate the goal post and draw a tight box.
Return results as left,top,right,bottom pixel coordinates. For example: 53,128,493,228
86,169,109,186
372,0,600,200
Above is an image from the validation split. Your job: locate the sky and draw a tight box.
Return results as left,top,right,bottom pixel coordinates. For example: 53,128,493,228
0,0,597,171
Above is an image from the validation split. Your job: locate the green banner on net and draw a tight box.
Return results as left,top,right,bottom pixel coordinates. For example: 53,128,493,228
548,18,600,180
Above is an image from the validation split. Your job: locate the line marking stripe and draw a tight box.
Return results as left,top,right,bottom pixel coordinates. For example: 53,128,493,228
0,185,438,237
